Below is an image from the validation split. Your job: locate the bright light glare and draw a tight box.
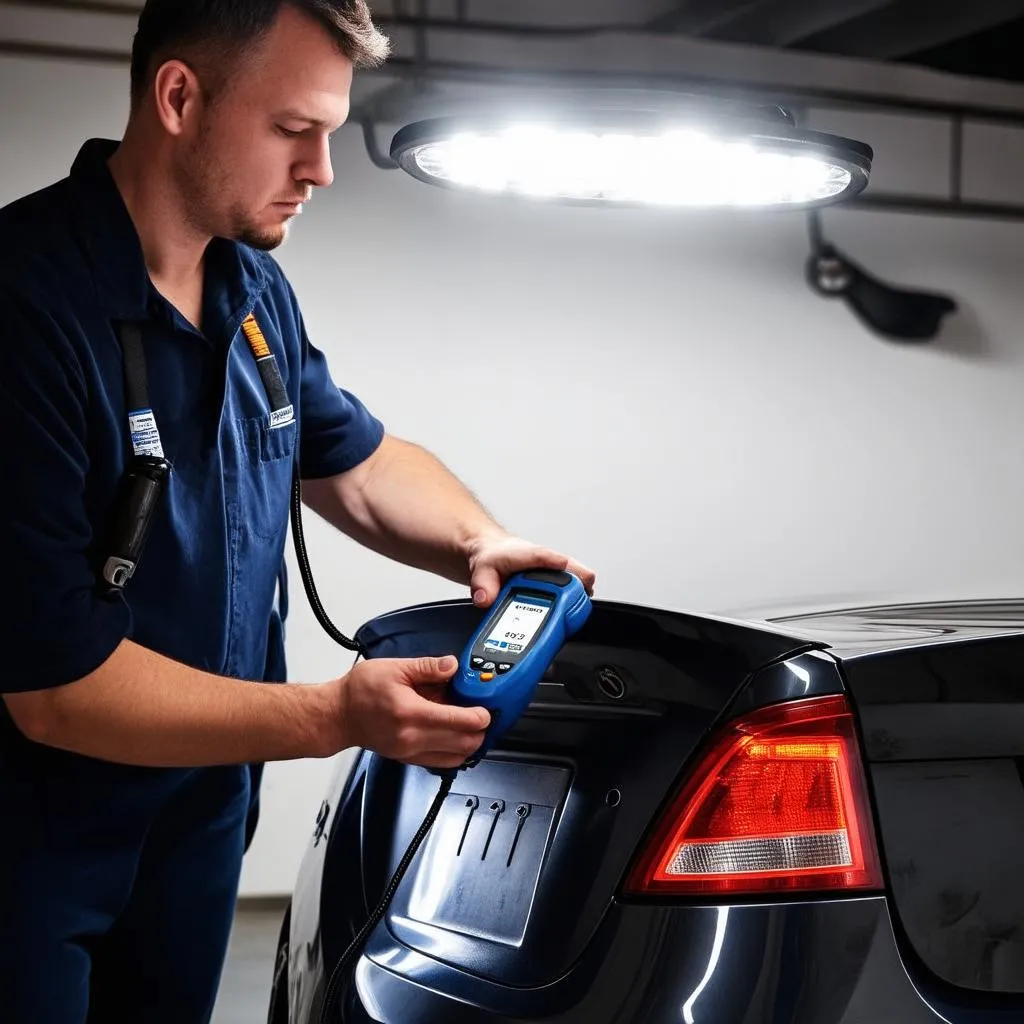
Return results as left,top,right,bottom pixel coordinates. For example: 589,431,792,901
411,125,853,207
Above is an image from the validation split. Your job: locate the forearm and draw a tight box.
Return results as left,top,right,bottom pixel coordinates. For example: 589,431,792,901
303,435,505,584
3,639,340,767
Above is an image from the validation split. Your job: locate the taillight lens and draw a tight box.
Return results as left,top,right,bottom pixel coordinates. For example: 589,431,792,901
623,695,883,896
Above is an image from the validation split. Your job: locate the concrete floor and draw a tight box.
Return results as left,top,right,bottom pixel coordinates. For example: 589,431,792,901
211,901,286,1024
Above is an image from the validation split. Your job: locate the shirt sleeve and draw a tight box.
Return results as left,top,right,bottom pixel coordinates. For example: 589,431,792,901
0,286,132,693
287,291,385,481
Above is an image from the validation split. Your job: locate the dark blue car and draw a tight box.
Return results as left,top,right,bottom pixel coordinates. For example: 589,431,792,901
269,596,1024,1023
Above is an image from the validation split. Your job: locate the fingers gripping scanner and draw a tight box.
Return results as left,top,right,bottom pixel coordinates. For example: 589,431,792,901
450,569,592,764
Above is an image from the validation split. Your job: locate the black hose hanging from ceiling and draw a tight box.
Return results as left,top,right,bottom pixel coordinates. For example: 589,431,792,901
808,208,825,254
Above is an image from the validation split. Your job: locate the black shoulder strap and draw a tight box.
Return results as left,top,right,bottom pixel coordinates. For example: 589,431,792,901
117,314,289,453
118,321,150,413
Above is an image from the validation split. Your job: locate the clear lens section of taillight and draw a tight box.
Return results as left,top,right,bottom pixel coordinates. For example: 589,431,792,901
623,695,883,896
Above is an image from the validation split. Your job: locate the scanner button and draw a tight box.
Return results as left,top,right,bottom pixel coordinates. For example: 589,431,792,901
482,662,497,672
480,672,495,682
497,663,512,674
471,657,485,669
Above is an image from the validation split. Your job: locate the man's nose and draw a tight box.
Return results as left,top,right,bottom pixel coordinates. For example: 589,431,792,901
300,135,334,189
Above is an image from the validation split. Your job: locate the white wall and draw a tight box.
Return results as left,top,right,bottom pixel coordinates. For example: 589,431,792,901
3,38,1024,894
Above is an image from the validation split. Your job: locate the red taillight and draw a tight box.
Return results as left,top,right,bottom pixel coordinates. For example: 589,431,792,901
623,695,883,896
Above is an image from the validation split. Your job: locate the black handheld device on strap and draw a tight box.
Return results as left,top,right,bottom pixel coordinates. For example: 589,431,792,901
102,453,171,589
101,322,171,590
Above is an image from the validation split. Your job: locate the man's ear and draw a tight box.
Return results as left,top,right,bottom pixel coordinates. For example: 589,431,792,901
151,59,204,137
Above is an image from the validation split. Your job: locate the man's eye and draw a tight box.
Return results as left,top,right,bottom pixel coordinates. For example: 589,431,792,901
277,126,301,138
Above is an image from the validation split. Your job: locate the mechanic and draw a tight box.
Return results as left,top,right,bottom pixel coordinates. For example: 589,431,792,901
0,2,596,1021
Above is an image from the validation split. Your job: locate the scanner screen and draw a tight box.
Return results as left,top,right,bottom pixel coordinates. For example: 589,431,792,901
482,594,552,657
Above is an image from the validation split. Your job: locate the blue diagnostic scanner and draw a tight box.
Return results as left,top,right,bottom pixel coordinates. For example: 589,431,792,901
450,569,592,764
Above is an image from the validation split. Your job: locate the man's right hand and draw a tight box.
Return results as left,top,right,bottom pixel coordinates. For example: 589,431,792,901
3,641,490,770
329,655,490,770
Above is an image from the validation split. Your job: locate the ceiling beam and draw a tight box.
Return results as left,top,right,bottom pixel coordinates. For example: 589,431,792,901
694,0,893,46
0,0,140,13
0,0,736,36
0,37,127,62
800,0,1024,59
646,0,760,34
5,31,1024,131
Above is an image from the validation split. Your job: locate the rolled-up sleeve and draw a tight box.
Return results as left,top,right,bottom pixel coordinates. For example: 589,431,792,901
0,288,131,693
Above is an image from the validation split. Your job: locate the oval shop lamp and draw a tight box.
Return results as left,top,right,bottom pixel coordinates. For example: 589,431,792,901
389,109,872,210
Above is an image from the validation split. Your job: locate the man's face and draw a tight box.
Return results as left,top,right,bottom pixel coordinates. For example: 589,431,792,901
175,5,353,250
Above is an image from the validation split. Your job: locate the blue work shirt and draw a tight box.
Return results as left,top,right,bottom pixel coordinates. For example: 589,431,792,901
0,139,383,783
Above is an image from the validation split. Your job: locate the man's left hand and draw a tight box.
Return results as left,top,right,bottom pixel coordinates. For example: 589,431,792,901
467,532,597,609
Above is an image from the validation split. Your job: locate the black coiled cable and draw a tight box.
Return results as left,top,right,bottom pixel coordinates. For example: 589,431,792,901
290,474,366,659
286,473,457,1023
316,769,455,1023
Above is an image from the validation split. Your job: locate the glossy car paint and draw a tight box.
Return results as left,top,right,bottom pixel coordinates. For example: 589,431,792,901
278,598,1024,1023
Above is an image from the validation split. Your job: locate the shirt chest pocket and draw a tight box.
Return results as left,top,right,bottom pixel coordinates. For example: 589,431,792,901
234,415,297,541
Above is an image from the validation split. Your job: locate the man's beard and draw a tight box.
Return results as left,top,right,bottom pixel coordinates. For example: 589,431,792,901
176,139,289,250
236,219,288,251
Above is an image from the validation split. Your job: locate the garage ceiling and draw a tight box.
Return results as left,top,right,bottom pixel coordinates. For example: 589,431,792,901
5,0,1024,86
646,0,1024,85
5,0,1024,223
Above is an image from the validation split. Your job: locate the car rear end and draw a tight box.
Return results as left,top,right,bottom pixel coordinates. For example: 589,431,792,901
281,598,1024,1023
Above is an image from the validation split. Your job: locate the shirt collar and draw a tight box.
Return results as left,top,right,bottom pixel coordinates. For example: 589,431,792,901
69,138,270,324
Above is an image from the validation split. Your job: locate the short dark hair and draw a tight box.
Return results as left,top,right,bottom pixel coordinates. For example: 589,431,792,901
129,0,390,102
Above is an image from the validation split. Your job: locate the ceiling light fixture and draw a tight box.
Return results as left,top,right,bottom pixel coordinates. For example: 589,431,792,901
389,110,872,210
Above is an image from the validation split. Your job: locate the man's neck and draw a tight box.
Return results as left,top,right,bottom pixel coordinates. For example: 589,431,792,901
107,134,209,301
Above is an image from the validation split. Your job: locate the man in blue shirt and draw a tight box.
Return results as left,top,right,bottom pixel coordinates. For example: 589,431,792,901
0,1,596,1021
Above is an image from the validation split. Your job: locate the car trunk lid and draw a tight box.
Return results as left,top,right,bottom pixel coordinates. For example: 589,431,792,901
352,598,819,986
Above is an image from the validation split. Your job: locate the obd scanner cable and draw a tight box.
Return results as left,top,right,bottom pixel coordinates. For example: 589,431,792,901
316,570,592,1023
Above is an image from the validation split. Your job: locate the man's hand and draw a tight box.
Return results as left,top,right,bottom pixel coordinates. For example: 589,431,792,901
466,532,597,609
331,655,491,770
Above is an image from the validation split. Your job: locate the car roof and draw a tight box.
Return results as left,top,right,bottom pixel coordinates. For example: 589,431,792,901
754,599,1024,658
